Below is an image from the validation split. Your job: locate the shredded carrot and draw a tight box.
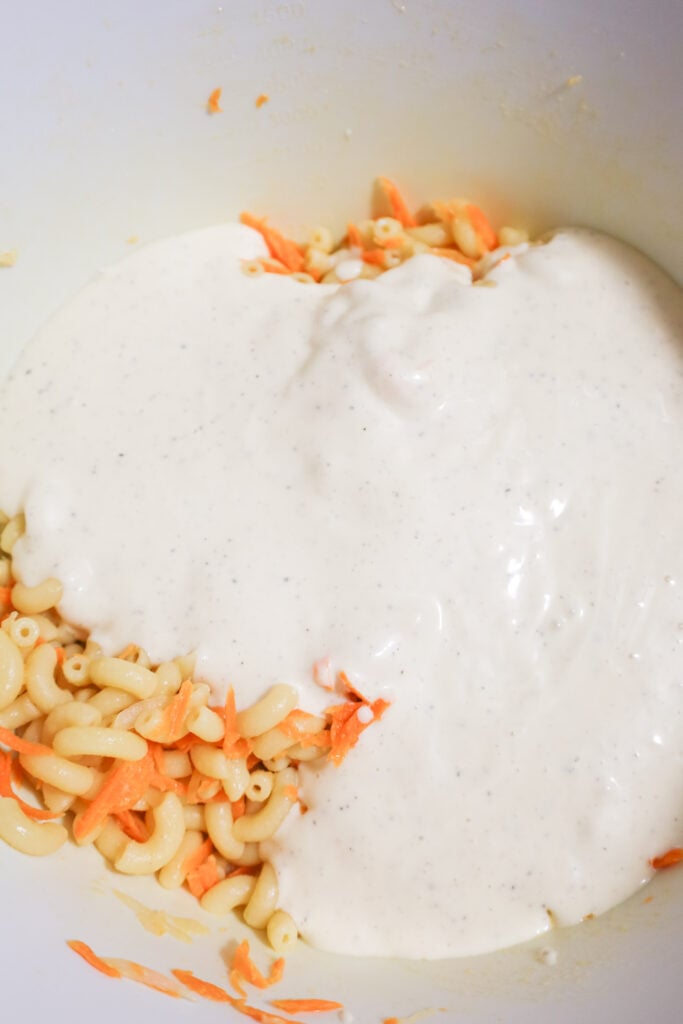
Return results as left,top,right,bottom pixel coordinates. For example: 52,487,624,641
312,657,334,692
465,203,497,251
336,670,366,702
230,940,286,998
383,1018,401,1024
0,586,13,606
169,731,201,753
231,795,247,819
208,87,223,114
650,848,683,870
346,223,364,249
255,93,270,108
377,177,417,228
324,680,390,766
271,999,344,1013
240,213,305,274
171,968,236,1003
103,958,184,998
361,248,386,266
149,742,186,794
114,809,148,843
235,1003,304,1024
0,725,54,758
67,940,122,979
187,854,221,898
382,236,404,250
186,770,208,805
54,645,65,666
282,784,299,802
149,770,186,796
0,750,62,820
73,748,156,841
181,835,213,877
223,686,251,759
143,679,192,743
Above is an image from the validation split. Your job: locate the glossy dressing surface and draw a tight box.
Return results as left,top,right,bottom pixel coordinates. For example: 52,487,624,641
1,224,682,957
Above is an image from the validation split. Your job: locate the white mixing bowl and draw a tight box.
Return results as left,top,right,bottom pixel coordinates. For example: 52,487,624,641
1,3,681,1021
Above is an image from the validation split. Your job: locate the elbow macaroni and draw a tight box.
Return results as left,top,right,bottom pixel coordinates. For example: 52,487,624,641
115,792,185,875
0,797,68,855
0,630,24,710
0,551,369,952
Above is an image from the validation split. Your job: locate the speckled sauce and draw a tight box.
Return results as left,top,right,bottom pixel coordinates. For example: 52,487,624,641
1,224,682,958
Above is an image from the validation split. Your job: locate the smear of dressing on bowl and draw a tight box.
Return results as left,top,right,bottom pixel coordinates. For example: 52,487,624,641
1,224,682,958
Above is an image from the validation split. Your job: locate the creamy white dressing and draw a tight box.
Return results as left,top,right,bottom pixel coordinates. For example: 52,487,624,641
1,224,682,959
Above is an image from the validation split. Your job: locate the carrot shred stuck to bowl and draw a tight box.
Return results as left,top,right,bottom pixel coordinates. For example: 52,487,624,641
207,87,222,113
650,847,683,870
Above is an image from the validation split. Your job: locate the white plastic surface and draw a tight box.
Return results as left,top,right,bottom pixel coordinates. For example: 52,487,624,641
1,1,682,1021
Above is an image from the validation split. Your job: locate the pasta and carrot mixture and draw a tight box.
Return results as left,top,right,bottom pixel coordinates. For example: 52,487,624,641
0,506,390,952
1,181,680,989
0,180,524,951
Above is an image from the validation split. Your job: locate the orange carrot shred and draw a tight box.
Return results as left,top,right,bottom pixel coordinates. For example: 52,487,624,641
143,679,192,743
325,692,390,767
186,769,207,805
223,686,251,760
231,795,247,819
230,940,286,998
235,1003,304,1024
187,854,221,898
312,657,334,692
377,176,417,227
271,999,344,1013
73,748,155,841
0,750,63,820
0,725,54,758
255,93,270,108
114,809,148,843
240,213,305,274
208,87,223,114
67,940,122,979
149,770,186,796
169,731,201,752
181,835,213,877
383,1018,401,1024
650,848,683,870
171,969,236,1003
336,670,365,703
0,586,13,606
465,203,497,250
346,223,364,249
282,784,299,802
361,249,386,266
